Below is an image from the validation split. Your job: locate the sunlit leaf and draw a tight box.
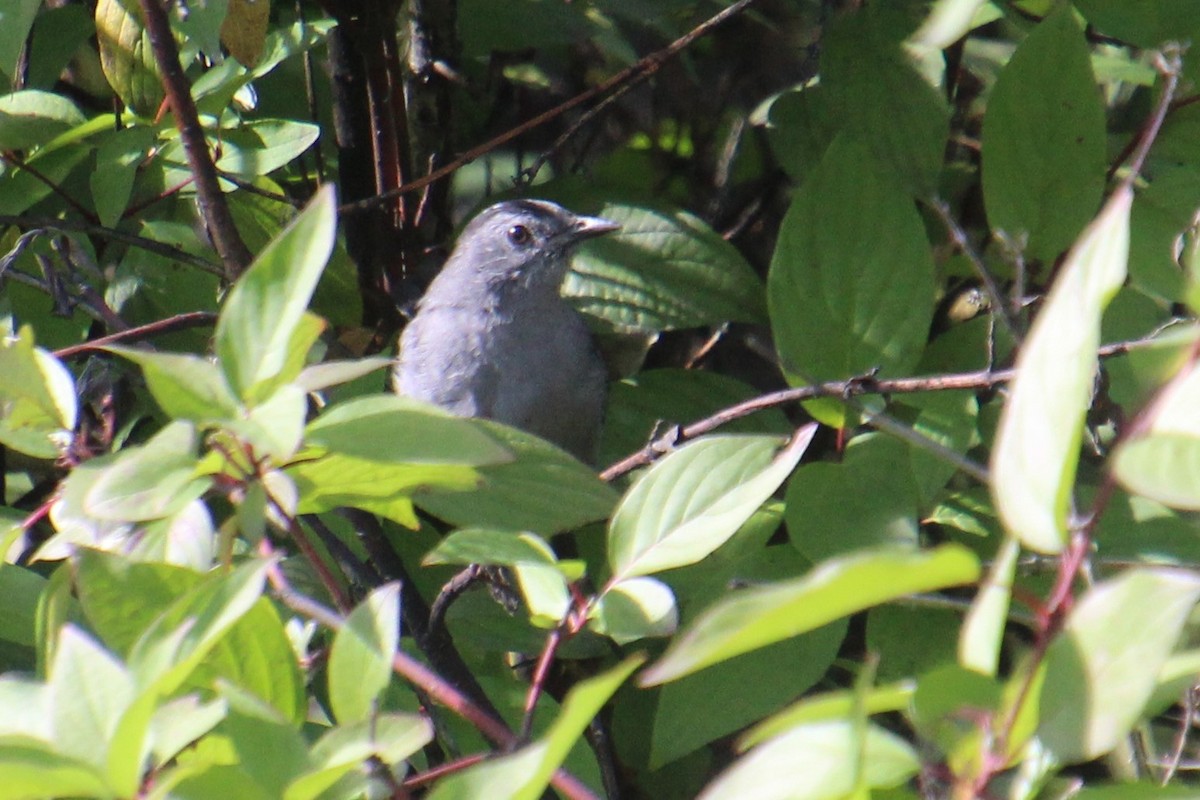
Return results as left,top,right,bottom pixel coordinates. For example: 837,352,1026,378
991,185,1132,553
641,544,980,685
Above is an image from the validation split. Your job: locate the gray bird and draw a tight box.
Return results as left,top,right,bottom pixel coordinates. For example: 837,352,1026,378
393,199,619,463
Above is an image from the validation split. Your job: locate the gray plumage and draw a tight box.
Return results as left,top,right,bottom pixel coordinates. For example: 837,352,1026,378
393,199,618,462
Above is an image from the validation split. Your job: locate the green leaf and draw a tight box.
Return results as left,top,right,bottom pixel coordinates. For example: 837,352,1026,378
211,120,321,179
0,0,41,81
74,550,305,724
148,696,228,768
105,347,240,423
767,135,935,427
600,368,793,474
1038,568,1200,764
423,528,559,568
429,656,643,800
640,544,980,685
822,8,950,194
958,534,1020,676
304,394,511,466
648,623,846,769
48,625,133,773
512,562,571,627
697,719,918,800
227,384,308,461
84,421,211,522
90,126,155,227
786,433,919,563
990,186,1132,553
295,357,392,393
128,559,271,696
1073,0,1200,49
589,576,678,644
0,326,77,459
981,5,1106,260
739,681,916,750
94,0,163,117
290,455,476,528
0,742,112,800
215,185,337,403
415,421,619,534
0,90,86,151
565,203,767,334
762,86,839,182
608,430,813,581
1114,360,1200,509
286,713,434,800
327,582,400,724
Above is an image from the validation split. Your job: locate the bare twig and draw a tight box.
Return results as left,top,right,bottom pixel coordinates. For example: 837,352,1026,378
926,197,1021,341
339,0,763,215
138,0,252,277
53,311,218,358
599,333,1174,481
0,216,223,275
0,152,98,223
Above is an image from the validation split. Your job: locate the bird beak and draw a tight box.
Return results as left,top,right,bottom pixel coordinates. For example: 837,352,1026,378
570,214,621,240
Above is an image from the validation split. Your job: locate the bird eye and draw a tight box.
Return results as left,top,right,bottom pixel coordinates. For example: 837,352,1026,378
507,225,532,246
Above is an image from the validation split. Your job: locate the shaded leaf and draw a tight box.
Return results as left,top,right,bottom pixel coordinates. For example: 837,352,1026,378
768,135,935,427
981,6,1106,260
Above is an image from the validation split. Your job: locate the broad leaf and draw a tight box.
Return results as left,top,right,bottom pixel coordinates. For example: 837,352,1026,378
608,429,814,581
304,394,511,466
1038,568,1200,764
640,544,980,685
697,719,918,800
84,421,211,522
565,203,767,333
768,135,935,427
981,5,1106,260
0,90,86,151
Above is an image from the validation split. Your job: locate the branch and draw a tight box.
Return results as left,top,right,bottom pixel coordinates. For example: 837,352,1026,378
338,0,763,215
53,312,218,359
138,0,252,278
599,333,1173,481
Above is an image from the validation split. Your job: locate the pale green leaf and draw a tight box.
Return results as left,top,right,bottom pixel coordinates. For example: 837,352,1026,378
215,185,336,402
589,576,678,644
1038,568,1200,763
990,185,1132,553
608,429,813,581
698,719,918,800
640,544,980,685
0,90,86,151
958,534,1019,676
328,583,400,724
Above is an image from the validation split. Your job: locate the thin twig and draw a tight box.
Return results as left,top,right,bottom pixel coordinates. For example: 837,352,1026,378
0,152,98,223
599,333,1161,481
53,312,218,358
338,0,763,215
926,197,1021,341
